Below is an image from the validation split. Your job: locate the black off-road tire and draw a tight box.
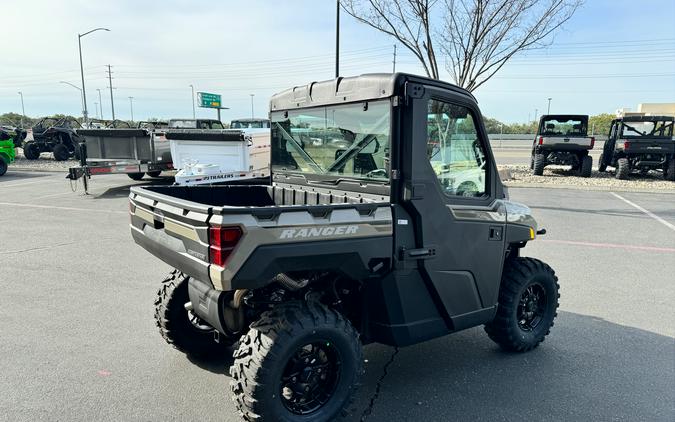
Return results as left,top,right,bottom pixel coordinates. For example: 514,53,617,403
485,257,560,352
597,153,607,172
23,142,40,160
615,158,630,180
529,155,534,170
0,158,7,176
154,270,230,357
532,153,546,176
230,301,363,422
127,172,145,181
579,155,592,178
52,144,70,161
665,159,675,181
147,170,162,178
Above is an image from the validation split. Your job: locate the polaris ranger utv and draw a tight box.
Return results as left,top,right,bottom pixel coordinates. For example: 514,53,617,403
130,74,559,421
530,114,594,177
598,115,674,180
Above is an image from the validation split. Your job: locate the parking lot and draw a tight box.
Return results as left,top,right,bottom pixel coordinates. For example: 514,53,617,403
1,169,673,421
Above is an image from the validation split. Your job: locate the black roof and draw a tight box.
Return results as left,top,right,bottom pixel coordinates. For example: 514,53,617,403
269,73,476,111
539,114,588,121
618,115,674,122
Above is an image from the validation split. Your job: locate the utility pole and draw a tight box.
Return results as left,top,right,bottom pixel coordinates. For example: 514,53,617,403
17,92,25,128
97,89,104,119
250,94,255,119
335,0,340,78
94,102,99,118
189,85,196,119
392,44,397,73
547,97,552,114
78,27,110,126
106,64,116,120
128,97,134,123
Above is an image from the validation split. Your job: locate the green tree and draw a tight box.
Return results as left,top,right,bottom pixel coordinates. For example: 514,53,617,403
589,113,614,137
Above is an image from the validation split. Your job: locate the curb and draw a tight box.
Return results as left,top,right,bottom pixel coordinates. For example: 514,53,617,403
503,182,675,194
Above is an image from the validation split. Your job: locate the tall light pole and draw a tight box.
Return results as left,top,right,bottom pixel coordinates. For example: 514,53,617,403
17,92,25,128
96,88,104,120
547,97,552,114
335,0,340,78
189,85,196,119
78,27,110,126
60,81,85,116
128,96,134,122
534,108,538,122
94,102,99,118
250,94,255,119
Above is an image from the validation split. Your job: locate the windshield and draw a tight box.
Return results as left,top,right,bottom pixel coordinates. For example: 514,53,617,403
621,120,673,138
271,100,390,181
541,117,587,136
231,120,270,129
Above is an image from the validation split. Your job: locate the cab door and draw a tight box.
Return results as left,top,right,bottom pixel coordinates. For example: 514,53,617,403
399,83,507,330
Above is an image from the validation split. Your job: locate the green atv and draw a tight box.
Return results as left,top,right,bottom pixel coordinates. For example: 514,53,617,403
0,129,17,176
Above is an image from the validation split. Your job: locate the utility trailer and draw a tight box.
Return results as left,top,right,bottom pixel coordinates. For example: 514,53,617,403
167,128,270,186
66,125,173,192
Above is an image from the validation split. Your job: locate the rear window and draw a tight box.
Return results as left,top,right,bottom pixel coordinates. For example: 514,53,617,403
621,120,673,138
541,117,587,136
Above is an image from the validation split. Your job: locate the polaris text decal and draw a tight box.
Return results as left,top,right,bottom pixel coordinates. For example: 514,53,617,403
280,225,359,239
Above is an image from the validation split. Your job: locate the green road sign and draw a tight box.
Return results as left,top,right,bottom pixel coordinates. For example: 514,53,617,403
198,92,221,108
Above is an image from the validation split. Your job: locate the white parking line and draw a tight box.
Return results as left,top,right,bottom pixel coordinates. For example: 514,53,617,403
610,192,675,232
0,201,126,214
0,179,58,189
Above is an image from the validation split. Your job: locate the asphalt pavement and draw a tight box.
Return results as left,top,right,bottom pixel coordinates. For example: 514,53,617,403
1,170,673,421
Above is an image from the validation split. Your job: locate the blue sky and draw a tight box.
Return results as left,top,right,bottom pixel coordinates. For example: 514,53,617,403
1,0,674,123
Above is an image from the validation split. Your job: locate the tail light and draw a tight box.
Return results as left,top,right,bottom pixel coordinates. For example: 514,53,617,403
590,137,595,148
538,136,544,145
623,140,630,150
209,226,243,267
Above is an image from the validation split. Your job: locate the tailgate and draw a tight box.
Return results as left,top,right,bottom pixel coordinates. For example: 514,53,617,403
540,136,593,148
129,187,213,284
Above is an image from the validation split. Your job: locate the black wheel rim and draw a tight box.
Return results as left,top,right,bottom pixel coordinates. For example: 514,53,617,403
517,283,547,332
280,341,341,415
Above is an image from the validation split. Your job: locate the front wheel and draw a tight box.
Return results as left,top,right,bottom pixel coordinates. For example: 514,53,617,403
52,144,69,161
0,158,7,176
485,257,559,352
154,270,232,357
230,301,363,421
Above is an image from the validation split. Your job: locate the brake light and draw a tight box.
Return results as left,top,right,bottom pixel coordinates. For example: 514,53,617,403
209,226,243,267
538,136,544,145
590,137,595,148
623,140,630,150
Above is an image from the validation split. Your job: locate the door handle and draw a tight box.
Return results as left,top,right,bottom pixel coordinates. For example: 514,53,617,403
400,246,437,260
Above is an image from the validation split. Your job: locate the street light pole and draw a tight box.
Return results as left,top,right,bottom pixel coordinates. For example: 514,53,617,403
335,0,340,78
128,97,134,123
94,102,99,118
17,92,25,128
60,81,85,116
189,85,196,119
97,88,104,120
250,94,255,119
547,97,552,114
78,27,110,126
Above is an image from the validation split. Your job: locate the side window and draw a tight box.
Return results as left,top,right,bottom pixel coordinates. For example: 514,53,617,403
426,99,487,198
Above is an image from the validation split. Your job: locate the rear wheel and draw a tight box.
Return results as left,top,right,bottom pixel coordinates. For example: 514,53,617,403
532,153,546,176
127,172,145,181
485,257,559,352
230,301,363,422
154,270,231,357
598,153,607,172
579,155,592,178
147,170,162,178
52,144,69,161
0,158,7,176
665,159,675,181
616,158,630,180
23,142,40,160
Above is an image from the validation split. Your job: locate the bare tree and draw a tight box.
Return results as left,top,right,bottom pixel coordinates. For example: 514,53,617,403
341,0,441,79
341,0,582,91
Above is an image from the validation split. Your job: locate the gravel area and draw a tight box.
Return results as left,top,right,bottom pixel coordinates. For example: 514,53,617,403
500,164,675,192
10,148,78,171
